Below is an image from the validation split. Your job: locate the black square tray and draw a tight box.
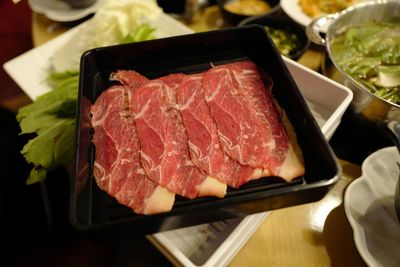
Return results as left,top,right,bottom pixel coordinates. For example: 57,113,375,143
71,25,341,236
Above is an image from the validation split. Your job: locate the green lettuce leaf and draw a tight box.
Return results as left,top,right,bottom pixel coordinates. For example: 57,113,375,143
17,71,79,184
21,117,75,168
330,18,400,104
121,24,156,44
27,168,47,185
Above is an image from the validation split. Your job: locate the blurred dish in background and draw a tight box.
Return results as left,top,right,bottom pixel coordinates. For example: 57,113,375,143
28,0,106,22
344,146,400,267
281,0,312,27
281,0,360,27
218,0,280,25
224,0,272,16
61,0,96,8
299,0,359,18
239,15,310,60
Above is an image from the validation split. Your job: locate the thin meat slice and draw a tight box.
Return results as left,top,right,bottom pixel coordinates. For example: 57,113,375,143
132,74,226,198
178,73,260,188
91,85,174,215
110,70,148,88
203,61,304,181
203,65,273,169
227,61,304,180
161,74,227,195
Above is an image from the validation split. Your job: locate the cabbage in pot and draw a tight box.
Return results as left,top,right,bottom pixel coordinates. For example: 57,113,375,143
330,17,400,105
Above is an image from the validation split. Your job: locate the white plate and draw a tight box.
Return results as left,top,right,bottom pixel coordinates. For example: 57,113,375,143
28,0,107,22
281,0,366,29
344,146,400,267
281,0,312,27
3,13,193,100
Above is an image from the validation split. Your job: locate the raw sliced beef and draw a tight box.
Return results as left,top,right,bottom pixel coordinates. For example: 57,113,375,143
226,61,304,179
90,60,305,215
203,65,272,167
203,60,304,181
110,70,148,88
91,85,174,215
177,73,259,188
132,74,227,198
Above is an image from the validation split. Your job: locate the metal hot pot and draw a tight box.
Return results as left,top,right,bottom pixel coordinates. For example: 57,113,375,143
307,0,400,221
307,0,400,125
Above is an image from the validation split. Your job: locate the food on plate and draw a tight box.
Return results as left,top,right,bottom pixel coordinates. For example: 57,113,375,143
330,17,400,104
264,26,302,58
224,0,271,16
299,0,359,18
91,60,305,215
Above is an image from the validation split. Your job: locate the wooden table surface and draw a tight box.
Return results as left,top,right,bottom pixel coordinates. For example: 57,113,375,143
31,6,367,267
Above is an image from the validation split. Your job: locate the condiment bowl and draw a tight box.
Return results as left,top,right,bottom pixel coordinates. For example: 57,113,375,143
239,14,310,60
218,0,280,25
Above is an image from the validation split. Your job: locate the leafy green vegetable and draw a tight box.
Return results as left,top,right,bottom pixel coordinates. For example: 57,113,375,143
27,168,47,185
264,26,302,58
330,18,400,105
121,24,156,44
89,0,161,49
17,71,79,184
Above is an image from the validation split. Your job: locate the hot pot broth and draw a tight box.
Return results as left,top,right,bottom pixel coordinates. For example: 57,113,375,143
330,17,400,105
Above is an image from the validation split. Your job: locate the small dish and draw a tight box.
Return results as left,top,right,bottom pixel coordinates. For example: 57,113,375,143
28,0,106,22
344,146,400,267
281,0,362,29
239,14,310,60
217,0,280,25
280,0,311,27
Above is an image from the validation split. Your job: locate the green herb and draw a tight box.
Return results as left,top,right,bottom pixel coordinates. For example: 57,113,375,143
330,18,400,104
264,26,301,57
17,71,79,184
